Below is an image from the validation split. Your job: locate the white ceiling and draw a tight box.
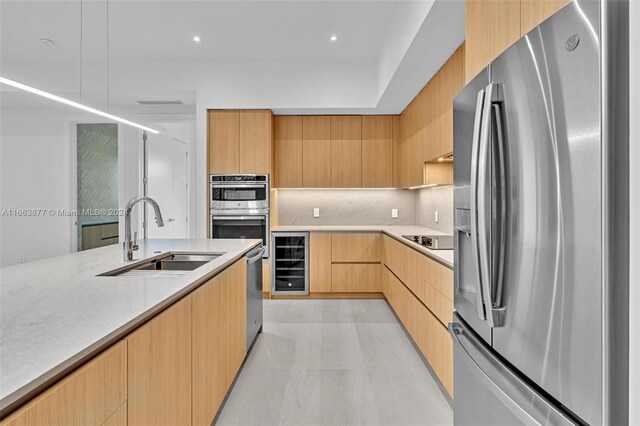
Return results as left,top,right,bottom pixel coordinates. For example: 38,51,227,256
0,0,465,115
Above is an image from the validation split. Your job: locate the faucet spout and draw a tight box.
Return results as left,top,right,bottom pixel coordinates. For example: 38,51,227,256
123,196,164,261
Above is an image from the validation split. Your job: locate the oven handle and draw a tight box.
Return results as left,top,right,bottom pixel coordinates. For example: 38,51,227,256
211,184,267,189
212,216,267,221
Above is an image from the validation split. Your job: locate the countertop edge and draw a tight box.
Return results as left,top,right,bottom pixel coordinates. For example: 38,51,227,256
0,241,260,420
382,232,453,269
272,226,453,269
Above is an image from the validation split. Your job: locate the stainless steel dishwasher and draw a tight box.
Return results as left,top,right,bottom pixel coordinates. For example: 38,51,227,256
246,246,264,349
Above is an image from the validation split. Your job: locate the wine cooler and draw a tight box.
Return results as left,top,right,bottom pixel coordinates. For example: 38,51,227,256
271,232,309,295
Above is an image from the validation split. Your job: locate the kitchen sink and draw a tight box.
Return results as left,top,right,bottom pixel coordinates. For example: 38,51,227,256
99,252,224,277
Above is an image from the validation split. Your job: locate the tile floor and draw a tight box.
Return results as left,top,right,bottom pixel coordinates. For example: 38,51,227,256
216,299,453,426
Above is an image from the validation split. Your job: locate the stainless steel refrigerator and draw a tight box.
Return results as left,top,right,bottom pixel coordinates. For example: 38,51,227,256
450,0,630,425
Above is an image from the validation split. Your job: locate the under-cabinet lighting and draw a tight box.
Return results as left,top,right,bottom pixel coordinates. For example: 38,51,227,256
0,76,160,134
408,183,438,190
276,188,399,191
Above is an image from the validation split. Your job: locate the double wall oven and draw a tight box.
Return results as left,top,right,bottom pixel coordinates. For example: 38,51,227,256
210,174,270,258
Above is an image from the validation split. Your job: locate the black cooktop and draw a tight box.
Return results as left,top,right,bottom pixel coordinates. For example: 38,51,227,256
402,235,454,250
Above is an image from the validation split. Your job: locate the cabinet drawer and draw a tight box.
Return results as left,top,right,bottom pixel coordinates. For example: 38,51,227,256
382,235,404,278
423,257,454,302
331,264,380,292
1,342,127,426
422,281,454,327
384,269,453,397
331,233,380,262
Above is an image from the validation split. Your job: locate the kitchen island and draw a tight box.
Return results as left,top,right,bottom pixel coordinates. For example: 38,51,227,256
0,238,261,422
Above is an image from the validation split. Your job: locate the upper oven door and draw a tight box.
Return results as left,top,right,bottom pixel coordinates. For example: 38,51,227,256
211,183,268,210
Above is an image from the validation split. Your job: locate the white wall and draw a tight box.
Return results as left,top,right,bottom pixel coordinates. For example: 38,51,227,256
629,0,638,422
0,110,194,267
0,113,71,266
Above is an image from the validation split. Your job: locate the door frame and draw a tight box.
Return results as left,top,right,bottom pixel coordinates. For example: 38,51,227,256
142,131,190,239
69,121,125,253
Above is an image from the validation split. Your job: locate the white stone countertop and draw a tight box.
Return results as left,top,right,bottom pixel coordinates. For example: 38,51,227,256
271,225,454,269
0,238,261,416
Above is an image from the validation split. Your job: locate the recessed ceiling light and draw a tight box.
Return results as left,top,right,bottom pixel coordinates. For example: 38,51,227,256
193,35,201,42
330,35,337,42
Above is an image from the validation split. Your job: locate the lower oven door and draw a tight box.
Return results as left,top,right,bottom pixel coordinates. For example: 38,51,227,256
211,215,268,258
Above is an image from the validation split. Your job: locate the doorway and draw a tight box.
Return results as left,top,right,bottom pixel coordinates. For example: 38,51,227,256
144,132,188,239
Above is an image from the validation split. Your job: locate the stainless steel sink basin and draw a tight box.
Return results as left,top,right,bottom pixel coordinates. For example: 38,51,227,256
99,252,224,277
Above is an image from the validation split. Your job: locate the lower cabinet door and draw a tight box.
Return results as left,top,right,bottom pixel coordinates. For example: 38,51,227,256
385,268,453,397
0,342,127,426
101,402,127,426
127,296,192,426
192,259,247,425
331,263,381,292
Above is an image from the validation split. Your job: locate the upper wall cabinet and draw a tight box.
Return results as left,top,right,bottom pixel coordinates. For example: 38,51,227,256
330,116,362,188
274,116,303,188
362,116,394,188
239,110,274,174
208,110,274,175
209,110,240,174
398,45,464,188
302,116,332,188
465,0,521,82
274,115,397,189
520,0,570,35
466,0,571,82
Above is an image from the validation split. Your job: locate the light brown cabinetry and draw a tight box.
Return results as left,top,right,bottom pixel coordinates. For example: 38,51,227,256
274,116,303,188
309,232,332,293
331,233,380,263
398,45,464,187
239,110,274,174
126,296,192,426
381,235,454,396
208,110,240,174
331,263,380,292
302,116,331,188
330,116,362,188
383,266,453,396
192,260,247,425
521,0,570,35
361,116,394,188
0,342,127,426
466,0,569,83
307,233,383,294
207,109,273,175
465,0,521,82
102,402,127,426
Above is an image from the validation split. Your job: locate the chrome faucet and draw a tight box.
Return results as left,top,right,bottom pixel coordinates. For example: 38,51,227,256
124,196,164,261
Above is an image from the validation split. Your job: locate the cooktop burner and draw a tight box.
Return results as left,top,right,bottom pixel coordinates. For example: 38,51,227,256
402,235,454,250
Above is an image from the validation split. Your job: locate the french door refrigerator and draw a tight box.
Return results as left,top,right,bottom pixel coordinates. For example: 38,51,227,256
451,1,629,425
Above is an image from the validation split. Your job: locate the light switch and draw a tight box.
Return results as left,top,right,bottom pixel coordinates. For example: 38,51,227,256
313,208,320,218
435,210,439,223
392,209,398,218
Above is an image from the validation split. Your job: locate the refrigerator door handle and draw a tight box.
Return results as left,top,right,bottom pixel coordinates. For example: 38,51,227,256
469,89,487,321
491,103,507,317
477,83,495,327
449,321,578,426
